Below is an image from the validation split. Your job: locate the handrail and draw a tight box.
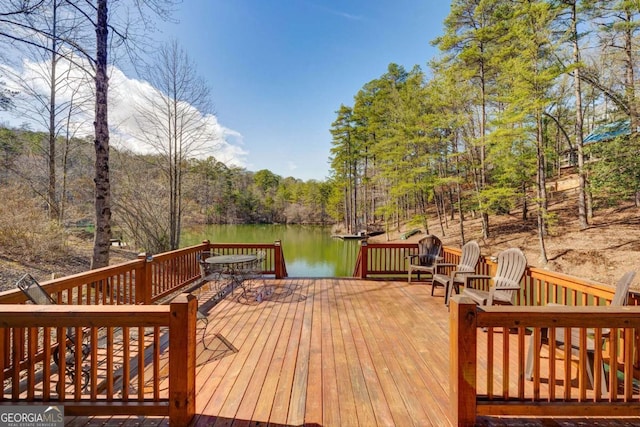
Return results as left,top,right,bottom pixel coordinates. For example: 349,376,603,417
0,294,196,425
144,244,207,304
353,241,417,278
207,240,288,278
0,260,146,305
354,242,628,306
450,296,640,424
0,240,288,306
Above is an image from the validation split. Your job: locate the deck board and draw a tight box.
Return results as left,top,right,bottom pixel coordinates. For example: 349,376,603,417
67,278,640,426
334,280,377,427
339,281,394,427
287,279,314,426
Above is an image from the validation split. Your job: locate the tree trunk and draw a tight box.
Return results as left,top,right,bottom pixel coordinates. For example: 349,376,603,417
449,188,455,221
343,181,350,233
441,190,449,229
91,0,111,269
624,9,638,133
481,212,489,239
536,111,548,264
586,183,593,220
571,1,588,230
480,53,489,239
47,0,59,222
457,182,465,245
434,190,445,236
522,182,528,221
353,162,358,232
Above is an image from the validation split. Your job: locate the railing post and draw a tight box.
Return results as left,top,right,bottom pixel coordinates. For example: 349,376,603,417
169,293,196,426
136,253,153,305
449,295,477,427
274,240,283,279
360,240,368,279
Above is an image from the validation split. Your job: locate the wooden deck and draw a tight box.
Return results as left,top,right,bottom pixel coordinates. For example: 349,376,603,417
64,278,640,426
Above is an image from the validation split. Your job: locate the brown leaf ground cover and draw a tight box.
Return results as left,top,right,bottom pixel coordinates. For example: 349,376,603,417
371,174,640,290
0,242,137,292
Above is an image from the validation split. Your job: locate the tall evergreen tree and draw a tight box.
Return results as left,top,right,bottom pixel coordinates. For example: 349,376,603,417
329,105,359,233
493,0,562,263
434,0,504,238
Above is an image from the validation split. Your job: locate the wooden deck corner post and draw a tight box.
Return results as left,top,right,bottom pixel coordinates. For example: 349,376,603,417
169,293,196,426
359,240,368,279
274,240,283,279
449,295,477,427
136,253,153,305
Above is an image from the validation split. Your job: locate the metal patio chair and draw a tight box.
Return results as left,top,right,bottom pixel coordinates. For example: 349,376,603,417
236,251,267,301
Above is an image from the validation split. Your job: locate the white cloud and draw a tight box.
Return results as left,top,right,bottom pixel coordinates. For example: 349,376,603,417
305,2,365,21
0,58,247,168
287,161,298,172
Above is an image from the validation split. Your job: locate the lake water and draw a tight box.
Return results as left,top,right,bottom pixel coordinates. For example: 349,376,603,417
181,224,361,277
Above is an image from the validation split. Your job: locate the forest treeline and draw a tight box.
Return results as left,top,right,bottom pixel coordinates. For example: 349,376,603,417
0,126,334,254
328,0,640,262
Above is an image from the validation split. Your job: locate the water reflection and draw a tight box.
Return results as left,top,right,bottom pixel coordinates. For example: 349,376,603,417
181,224,361,277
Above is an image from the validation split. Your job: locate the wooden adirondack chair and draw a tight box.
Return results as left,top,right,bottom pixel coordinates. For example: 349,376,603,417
524,270,637,394
407,235,442,283
430,240,481,305
462,248,527,306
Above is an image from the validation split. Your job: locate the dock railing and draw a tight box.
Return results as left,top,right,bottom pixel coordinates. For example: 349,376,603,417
0,241,286,424
354,242,640,425
1,238,638,423
0,240,288,307
354,240,639,307
450,296,640,425
0,293,196,425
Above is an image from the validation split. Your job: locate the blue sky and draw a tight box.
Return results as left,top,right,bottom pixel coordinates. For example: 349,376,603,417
156,1,451,181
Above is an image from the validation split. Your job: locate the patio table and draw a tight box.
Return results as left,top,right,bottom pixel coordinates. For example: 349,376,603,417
205,254,261,299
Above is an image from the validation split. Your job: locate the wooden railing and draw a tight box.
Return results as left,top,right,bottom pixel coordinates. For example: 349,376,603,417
0,260,146,305
2,237,636,423
450,296,640,425
353,241,415,278
0,241,288,307
0,244,206,307
356,240,640,422
353,241,639,305
353,241,494,279
0,294,196,425
145,244,208,304
208,240,288,279
0,241,286,424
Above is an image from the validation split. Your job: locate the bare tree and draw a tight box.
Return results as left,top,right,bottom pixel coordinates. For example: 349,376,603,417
135,40,218,250
2,50,92,223
0,0,178,268
112,150,171,253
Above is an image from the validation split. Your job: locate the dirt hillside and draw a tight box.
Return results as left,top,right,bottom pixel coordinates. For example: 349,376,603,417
0,241,138,292
370,174,640,290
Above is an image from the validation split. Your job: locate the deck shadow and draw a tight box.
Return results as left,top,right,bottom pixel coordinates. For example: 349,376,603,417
198,333,238,366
